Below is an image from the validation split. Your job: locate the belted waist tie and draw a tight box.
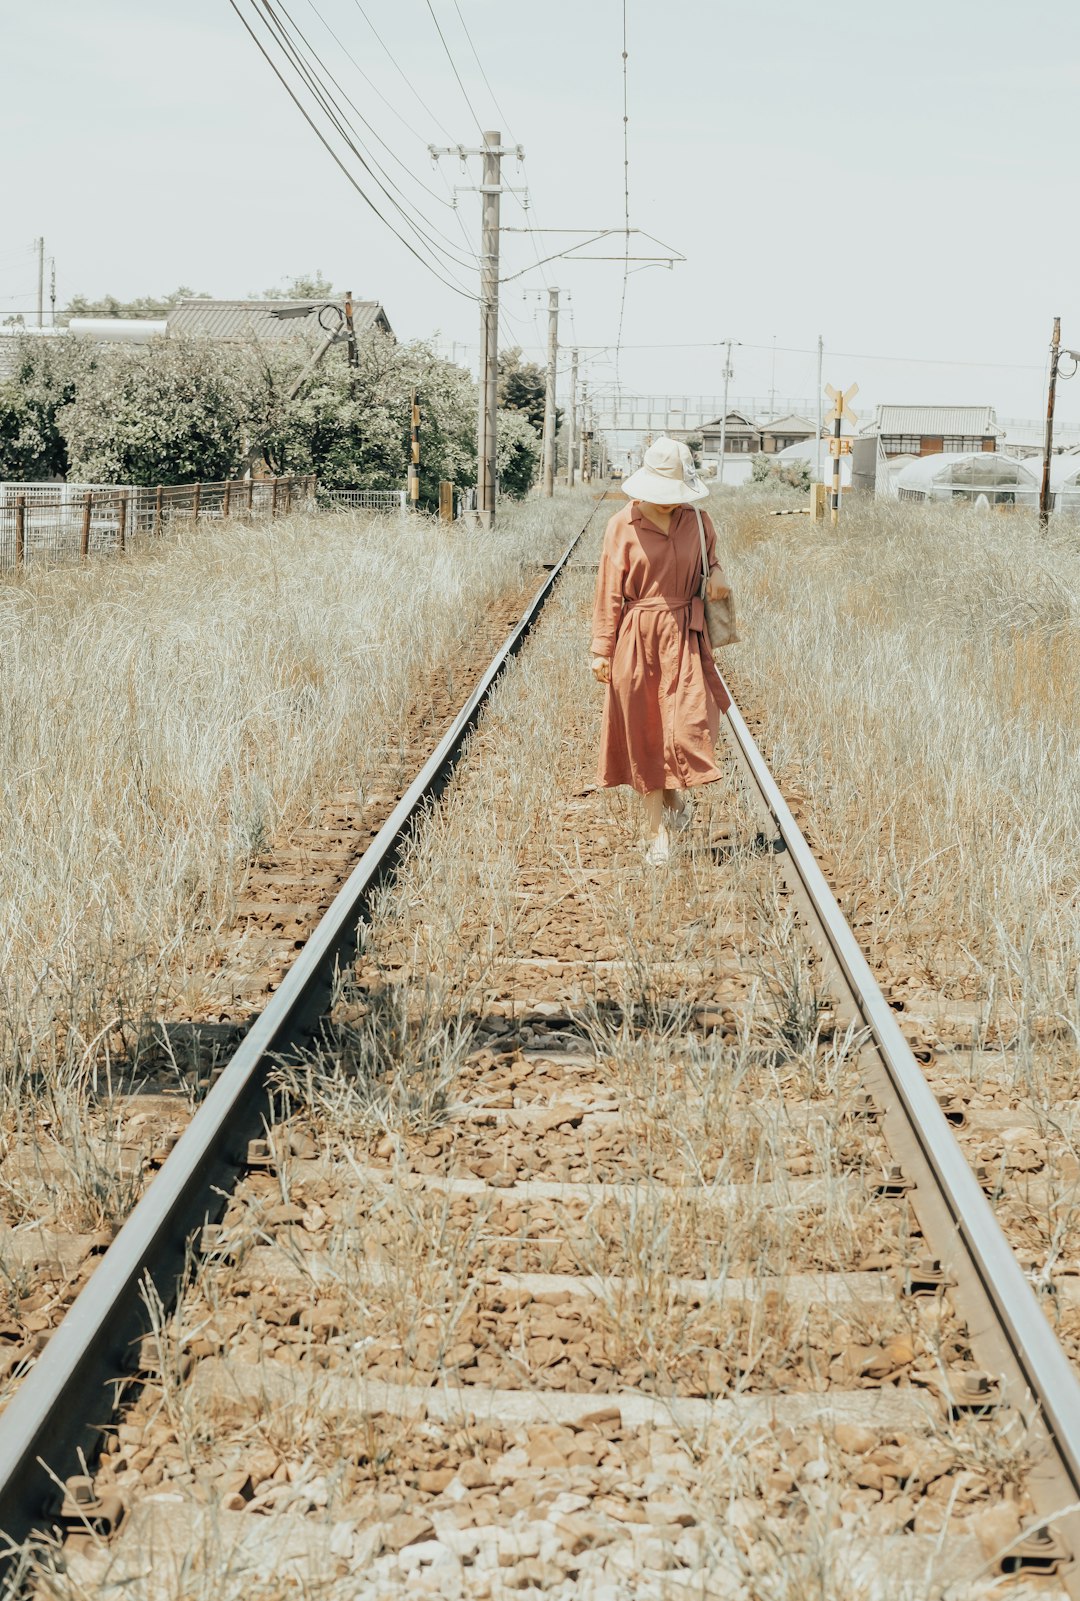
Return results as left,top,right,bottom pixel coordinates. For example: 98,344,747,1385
621,595,706,633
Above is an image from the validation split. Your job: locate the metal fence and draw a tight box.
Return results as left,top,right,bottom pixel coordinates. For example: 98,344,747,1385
0,476,317,571
324,488,408,512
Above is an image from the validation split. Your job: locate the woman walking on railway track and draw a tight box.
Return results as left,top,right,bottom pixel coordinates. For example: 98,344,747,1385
591,437,732,865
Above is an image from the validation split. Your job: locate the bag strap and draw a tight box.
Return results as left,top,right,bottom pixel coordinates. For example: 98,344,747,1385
694,507,709,593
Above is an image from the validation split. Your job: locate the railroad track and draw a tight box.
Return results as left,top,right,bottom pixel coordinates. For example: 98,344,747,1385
3,499,1080,1598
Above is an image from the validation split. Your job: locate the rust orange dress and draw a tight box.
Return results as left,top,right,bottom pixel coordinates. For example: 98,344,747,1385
591,502,731,795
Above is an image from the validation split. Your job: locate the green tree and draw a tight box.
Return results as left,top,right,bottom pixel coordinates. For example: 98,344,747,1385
247,333,477,502
498,347,553,435
496,407,542,499
0,336,100,479
58,339,247,485
259,271,336,299
751,452,811,491
59,287,209,324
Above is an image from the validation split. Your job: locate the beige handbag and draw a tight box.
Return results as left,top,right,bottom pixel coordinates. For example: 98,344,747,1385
694,507,740,648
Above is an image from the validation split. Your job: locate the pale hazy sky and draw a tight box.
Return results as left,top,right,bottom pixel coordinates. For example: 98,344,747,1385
5,1,1080,428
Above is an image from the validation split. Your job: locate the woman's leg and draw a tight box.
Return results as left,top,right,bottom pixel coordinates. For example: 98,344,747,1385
642,789,665,840
661,788,684,813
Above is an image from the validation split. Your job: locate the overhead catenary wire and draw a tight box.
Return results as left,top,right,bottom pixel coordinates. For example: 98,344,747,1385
345,0,456,142
300,0,468,211
424,0,485,137
253,0,480,277
225,0,478,301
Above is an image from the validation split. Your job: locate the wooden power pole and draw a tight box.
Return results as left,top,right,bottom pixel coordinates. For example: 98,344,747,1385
343,289,358,368
542,287,559,497
409,390,421,509
36,237,44,328
1040,316,1061,530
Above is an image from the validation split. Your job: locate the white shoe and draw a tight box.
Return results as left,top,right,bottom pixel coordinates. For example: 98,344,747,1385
644,827,672,866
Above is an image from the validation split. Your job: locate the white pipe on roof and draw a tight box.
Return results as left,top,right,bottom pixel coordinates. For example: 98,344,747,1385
67,318,167,342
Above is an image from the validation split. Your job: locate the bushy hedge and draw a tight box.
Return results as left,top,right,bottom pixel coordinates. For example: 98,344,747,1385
0,331,542,502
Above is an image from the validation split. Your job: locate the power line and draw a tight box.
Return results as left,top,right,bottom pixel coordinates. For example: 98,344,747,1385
226,0,478,301
424,0,484,136
258,0,479,274
300,0,465,210
345,0,456,142
450,0,516,137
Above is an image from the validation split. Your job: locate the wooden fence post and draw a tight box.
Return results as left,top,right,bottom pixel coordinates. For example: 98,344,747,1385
271,478,279,518
284,477,292,514
439,480,454,523
155,484,163,535
81,491,93,557
193,481,202,520
117,495,127,554
15,494,25,567
222,480,231,519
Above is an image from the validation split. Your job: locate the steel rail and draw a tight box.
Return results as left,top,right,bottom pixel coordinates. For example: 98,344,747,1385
723,690,1080,1564
0,501,602,1562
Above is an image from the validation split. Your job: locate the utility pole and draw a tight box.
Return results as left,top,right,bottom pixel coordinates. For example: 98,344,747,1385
430,131,522,527
409,390,421,509
1040,316,1061,530
581,383,591,483
717,340,734,484
542,287,559,497
35,237,44,328
477,130,502,527
566,347,579,488
343,288,358,368
815,334,824,486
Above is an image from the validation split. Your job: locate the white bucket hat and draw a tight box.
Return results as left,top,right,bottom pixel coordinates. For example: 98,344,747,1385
621,436,708,504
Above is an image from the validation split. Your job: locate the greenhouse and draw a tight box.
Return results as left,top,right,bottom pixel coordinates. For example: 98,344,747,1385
1042,453,1080,513
895,452,1040,508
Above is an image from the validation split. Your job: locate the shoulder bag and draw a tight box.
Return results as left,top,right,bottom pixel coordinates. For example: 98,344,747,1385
694,507,740,649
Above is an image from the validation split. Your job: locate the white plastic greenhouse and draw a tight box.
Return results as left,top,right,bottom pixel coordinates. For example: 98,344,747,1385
894,452,1040,508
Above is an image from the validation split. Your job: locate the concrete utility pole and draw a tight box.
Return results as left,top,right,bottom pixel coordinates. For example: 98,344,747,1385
430,131,522,527
717,340,734,484
1040,316,1061,530
477,130,503,527
542,287,559,497
581,383,591,483
35,237,44,328
566,348,579,488
816,334,824,485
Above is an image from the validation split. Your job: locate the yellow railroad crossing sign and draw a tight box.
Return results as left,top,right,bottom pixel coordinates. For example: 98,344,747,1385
828,437,853,457
825,382,859,427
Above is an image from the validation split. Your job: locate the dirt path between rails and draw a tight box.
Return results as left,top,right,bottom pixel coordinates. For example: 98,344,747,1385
40,553,1072,1599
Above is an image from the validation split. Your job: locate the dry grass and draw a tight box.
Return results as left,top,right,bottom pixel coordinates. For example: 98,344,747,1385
0,496,576,1212
713,497,1080,1095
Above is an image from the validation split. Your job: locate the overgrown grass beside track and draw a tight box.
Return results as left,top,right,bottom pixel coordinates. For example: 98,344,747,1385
716,496,1080,1087
0,499,577,1116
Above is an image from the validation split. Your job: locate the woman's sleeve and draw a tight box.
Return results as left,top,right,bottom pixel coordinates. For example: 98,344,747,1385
590,521,626,658
702,510,727,579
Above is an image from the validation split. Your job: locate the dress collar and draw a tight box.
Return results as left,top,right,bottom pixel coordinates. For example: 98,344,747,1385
631,502,685,538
